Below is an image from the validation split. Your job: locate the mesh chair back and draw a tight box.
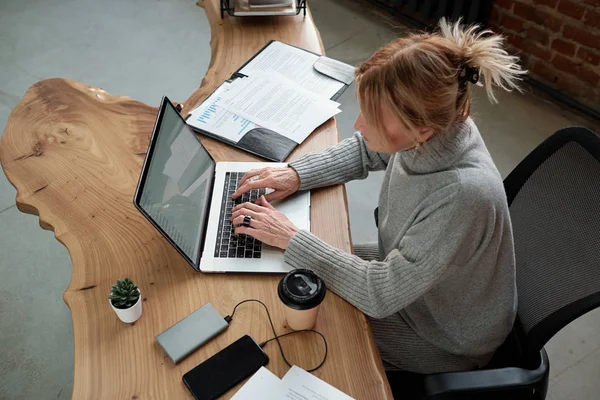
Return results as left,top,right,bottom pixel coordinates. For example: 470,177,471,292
504,127,600,354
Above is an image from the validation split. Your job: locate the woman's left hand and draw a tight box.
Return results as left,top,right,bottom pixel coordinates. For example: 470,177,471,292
231,196,299,250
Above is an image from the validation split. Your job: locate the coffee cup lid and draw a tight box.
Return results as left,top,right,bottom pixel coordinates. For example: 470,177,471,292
278,269,326,310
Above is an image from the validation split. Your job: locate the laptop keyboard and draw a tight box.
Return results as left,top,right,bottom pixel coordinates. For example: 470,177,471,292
214,172,265,258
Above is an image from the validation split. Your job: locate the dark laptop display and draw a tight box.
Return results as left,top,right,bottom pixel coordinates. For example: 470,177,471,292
135,98,215,266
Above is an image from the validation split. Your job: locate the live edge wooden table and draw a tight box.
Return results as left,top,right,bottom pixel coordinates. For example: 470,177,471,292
0,1,393,399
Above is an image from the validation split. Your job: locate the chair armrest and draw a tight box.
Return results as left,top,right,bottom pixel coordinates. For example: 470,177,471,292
424,349,549,398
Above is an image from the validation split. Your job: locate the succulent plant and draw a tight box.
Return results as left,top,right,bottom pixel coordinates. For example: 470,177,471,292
108,278,140,309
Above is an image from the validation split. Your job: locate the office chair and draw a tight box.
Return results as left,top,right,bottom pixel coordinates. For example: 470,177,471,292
383,127,600,399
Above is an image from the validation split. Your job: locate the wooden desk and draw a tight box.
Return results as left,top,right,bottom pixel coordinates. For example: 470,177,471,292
0,1,392,398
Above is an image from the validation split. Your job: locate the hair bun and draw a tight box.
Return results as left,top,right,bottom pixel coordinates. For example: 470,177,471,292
439,18,526,102
459,65,480,84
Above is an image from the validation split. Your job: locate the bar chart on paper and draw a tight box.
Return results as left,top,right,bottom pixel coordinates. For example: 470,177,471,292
196,103,253,137
188,84,259,143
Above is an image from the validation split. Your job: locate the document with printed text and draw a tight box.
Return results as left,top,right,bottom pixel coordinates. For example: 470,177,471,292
232,366,355,400
217,72,341,144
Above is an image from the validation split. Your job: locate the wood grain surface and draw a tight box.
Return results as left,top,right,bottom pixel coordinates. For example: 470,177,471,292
0,1,392,399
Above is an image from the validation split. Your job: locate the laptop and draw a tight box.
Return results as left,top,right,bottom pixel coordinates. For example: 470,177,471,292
134,97,310,273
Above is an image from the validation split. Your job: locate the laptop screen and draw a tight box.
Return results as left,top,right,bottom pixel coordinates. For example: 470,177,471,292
138,100,215,265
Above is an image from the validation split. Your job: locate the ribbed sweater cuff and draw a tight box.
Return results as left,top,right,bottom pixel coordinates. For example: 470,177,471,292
284,229,375,313
284,229,332,271
288,156,321,191
288,138,364,190
284,230,444,319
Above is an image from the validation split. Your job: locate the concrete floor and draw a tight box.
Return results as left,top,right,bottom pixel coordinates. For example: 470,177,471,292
0,0,599,399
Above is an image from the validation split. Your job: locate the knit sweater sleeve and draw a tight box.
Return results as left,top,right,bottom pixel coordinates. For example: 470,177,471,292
283,180,493,319
289,132,391,190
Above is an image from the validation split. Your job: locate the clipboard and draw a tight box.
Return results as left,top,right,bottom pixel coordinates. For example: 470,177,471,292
185,40,355,162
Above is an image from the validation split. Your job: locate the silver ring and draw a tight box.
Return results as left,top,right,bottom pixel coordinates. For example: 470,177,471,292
243,215,252,227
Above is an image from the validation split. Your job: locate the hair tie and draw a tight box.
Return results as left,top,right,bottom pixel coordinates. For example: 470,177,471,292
459,65,480,84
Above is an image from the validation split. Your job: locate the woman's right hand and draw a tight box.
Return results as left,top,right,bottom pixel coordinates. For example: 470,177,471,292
232,167,300,202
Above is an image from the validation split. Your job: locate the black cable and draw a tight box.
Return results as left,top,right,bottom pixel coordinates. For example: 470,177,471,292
225,299,328,372
259,329,328,373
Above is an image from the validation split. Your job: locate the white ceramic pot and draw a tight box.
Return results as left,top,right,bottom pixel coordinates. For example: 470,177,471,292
110,291,142,323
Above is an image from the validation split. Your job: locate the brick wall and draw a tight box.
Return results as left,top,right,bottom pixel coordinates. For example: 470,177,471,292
490,0,600,113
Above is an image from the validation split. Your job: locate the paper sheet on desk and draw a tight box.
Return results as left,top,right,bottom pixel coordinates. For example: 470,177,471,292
232,366,355,400
239,41,346,99
231,367,287,400
282,366,355,400
217,72,341,144
187,82,259,144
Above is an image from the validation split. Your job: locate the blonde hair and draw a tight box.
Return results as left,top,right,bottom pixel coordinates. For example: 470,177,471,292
355,18,526,140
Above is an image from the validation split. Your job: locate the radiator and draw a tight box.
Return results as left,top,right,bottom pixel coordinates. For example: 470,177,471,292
368,0,493,27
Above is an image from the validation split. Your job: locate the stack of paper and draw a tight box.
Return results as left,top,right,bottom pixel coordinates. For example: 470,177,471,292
187,82,260,144
186,40,350,158
249,0,294,8
238,41,346,100
232,366,355,400
188,70,341,145
218,71,340,144
235,0,297,16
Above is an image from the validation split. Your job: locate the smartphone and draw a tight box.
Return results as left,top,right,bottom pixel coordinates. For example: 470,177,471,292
182,335,269,400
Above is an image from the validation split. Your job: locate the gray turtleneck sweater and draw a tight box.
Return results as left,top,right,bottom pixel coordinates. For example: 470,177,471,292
285,118,517,373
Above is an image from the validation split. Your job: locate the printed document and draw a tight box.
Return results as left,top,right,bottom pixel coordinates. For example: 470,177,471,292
217,72,341,144
238,41,346,99
187,82,259,144
232,366,355,400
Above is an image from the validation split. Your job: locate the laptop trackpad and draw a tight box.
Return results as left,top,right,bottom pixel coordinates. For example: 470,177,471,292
272,191,310,232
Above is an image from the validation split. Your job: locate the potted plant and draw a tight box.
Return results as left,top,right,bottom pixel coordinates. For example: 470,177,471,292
108,278,142,323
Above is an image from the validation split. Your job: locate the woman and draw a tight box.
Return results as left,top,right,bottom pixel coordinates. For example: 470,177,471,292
230,19,524,375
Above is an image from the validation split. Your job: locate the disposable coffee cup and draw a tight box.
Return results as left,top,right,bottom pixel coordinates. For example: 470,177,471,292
278,269,326,330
